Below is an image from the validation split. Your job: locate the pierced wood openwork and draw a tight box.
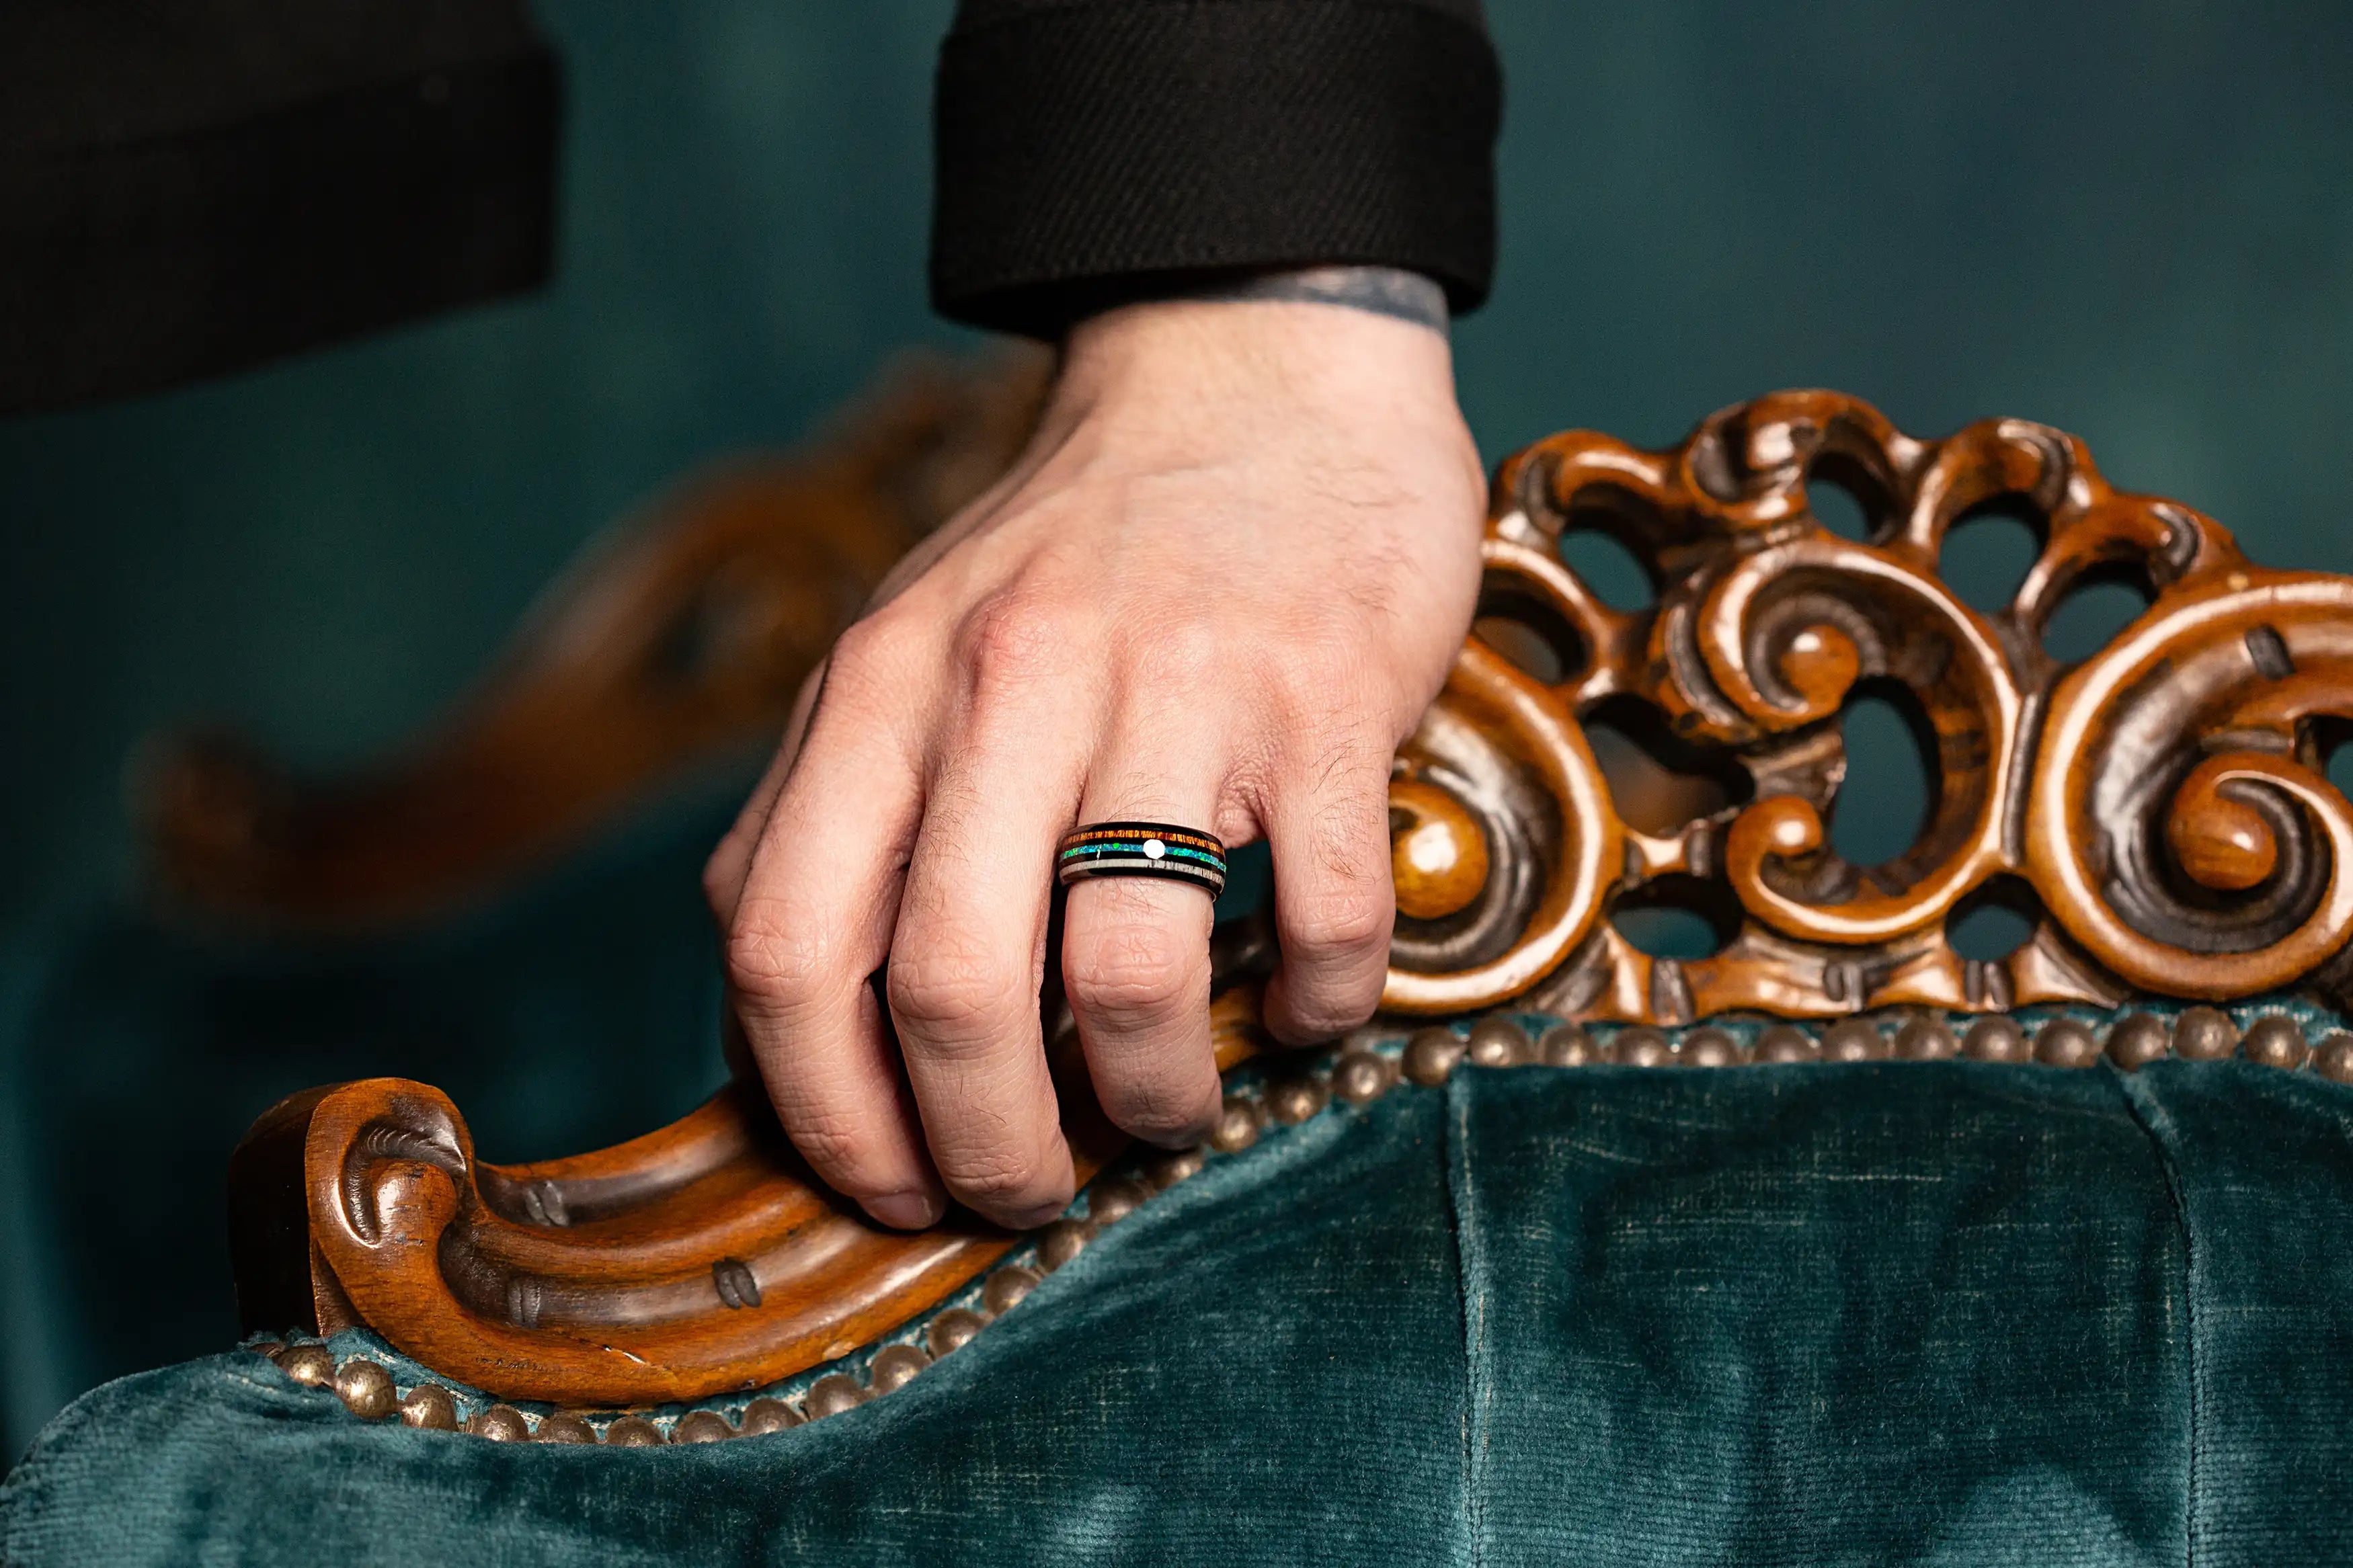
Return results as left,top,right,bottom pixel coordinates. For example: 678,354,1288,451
233,390,2353,1409
1386,388,2353,1020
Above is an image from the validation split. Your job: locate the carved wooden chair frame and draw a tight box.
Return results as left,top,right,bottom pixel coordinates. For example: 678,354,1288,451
231,390,2353,1442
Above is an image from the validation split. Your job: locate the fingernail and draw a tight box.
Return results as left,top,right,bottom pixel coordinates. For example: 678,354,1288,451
867,1190,944,1230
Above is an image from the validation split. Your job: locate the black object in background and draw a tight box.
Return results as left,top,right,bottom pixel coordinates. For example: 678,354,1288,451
0,0,561,415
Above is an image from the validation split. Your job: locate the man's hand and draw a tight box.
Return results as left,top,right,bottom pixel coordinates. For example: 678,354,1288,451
704,290,1484,1231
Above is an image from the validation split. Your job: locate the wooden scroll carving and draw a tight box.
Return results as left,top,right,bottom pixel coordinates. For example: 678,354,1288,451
233,391,2353,1407
1386,388,2353,1020
147,348,1049,929
233,991,1267,1407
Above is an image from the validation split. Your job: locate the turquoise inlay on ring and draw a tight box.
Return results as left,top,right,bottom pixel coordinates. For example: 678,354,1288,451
1055,821,1227,894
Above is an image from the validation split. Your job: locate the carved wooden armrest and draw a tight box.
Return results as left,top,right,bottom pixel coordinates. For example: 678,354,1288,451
233,987,1269,1409
233,390,2353,1434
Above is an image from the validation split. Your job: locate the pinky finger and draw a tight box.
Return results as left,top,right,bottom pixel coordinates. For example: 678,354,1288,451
1261,756,1396,1044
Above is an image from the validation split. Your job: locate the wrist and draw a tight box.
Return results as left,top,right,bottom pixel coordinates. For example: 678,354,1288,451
1057,272,1463,426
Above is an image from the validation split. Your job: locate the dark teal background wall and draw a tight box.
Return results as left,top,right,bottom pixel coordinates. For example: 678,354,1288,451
5,2,2352,1451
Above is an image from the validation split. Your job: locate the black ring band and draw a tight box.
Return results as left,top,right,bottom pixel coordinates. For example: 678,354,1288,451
1056,821,1227,896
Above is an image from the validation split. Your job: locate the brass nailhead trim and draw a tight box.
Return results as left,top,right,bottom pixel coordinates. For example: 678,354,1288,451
260,1005,2353,1440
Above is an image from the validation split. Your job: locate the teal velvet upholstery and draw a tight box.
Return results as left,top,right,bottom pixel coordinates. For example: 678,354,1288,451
6,1044,2350,1565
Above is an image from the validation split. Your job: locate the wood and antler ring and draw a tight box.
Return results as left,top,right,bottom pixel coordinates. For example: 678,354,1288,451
235,390,2353,1412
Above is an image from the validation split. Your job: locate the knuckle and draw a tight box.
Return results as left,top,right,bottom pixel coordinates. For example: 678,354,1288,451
885,944,1027,1044
723,905,831,1010
1064,919,1203,1026
822,608,932,716
1269,649,1382,737
824,616,895,690
955,591,1071,698
1284,880,1394,968
1262,649,1340,725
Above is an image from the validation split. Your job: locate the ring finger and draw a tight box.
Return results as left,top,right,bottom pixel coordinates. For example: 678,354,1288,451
1059,737,1230,1148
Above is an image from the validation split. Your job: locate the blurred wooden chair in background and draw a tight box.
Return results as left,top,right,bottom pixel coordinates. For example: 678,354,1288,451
141,347,1051,931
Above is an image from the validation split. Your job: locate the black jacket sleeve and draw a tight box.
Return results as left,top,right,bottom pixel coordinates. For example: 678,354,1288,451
929,0,1502,338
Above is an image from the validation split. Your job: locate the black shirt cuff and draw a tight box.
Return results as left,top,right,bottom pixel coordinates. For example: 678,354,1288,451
930,0,1501,339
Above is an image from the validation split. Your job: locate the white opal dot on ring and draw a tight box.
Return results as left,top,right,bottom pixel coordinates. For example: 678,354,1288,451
1142,838,1166,859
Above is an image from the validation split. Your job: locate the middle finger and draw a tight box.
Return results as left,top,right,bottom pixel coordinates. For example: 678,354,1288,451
886,691,1087,1229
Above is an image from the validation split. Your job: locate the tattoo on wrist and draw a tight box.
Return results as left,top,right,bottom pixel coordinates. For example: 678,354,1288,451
1185,266,1449,333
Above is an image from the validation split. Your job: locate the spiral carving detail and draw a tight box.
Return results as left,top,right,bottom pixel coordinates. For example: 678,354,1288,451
1384,390,2353,1018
